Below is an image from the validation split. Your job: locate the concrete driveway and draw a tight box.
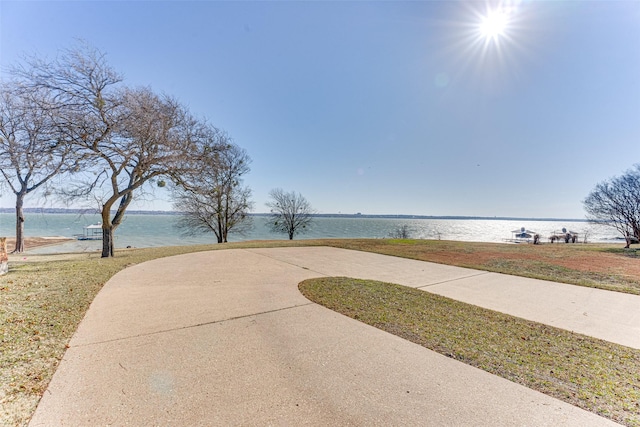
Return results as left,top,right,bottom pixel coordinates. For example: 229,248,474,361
29,247,629,426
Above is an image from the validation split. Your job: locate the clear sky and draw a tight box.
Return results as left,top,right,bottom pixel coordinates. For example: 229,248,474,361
1,0,639,218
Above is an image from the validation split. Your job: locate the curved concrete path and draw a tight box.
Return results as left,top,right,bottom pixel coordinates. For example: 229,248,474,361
29,247,634,426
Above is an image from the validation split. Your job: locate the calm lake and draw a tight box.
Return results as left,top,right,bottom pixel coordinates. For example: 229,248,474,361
0,212,619,254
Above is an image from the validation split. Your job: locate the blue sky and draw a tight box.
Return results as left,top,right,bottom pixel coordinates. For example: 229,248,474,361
1,1,639,218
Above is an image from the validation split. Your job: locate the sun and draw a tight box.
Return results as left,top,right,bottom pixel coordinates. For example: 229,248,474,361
479,9,509,40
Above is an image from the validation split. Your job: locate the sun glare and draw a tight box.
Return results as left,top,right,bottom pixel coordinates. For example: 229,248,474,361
479,9,509,40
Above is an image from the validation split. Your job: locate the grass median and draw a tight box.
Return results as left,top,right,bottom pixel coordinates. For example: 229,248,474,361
1,239,638,425
300,276,640,426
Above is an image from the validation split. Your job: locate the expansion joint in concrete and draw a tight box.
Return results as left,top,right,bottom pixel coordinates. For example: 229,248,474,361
72,302,315,348
416,272,491,289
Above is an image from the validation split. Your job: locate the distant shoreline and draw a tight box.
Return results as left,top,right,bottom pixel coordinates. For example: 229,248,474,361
0,208,585,222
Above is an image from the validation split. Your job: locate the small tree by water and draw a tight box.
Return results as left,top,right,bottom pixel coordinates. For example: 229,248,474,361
388,224,412,239
266,189,314,240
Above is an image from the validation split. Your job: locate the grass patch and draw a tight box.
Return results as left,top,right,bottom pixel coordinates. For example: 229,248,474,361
483,258,635,292
299,277,640,426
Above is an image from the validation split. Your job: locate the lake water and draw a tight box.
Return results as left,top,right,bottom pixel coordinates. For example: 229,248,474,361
0,212,619,254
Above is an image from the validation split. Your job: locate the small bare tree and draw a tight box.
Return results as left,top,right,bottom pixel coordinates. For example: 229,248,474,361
173,132,253,243
0,82,75,252
266,188,314,240
388,224,412,239
584,165,640,248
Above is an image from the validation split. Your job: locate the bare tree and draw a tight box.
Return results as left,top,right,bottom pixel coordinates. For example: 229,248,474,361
173,133,253,243
70,87,202,257
13,45,123,256
0,81,74,252
17,45,201,257
266,189,314,240
388,224,412,239
584,165,640,248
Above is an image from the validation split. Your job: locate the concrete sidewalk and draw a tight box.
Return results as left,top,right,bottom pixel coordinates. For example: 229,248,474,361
29,247,628,426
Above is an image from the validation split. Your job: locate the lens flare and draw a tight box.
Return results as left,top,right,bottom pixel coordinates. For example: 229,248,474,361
479,9,509,40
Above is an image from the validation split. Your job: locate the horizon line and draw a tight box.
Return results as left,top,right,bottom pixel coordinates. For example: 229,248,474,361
0,207,586,222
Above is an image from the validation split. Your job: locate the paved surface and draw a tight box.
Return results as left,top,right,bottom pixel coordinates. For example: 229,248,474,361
29,247,633,426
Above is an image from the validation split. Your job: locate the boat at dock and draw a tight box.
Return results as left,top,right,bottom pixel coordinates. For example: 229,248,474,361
505,227,539,244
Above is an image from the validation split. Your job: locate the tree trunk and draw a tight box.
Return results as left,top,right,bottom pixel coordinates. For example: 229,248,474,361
102,226,115,258
13,193,26,253
217,219,223,243
222,220,228,243
100,193,132,258
101,205,113,258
